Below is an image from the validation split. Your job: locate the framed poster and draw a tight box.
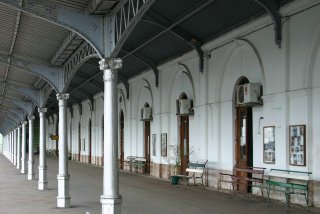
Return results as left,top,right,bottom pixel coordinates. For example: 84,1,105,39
263,126,275,164
152,134,156,156
289,125,306,166
161,133,167,157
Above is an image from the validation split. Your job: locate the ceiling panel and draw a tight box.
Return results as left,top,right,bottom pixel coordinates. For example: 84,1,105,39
0,5,16,53
13,13,69,63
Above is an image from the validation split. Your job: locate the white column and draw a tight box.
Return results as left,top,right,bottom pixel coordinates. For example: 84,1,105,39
21,121,27,174
13,129,17,166
10,132,13,163
38,108,48,190
56,93,71,208
99,58,122,214
28,116,35,180
17,126,21,170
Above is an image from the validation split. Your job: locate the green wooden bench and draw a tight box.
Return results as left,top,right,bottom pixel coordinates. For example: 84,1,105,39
171,160,208,189
265,169,312,208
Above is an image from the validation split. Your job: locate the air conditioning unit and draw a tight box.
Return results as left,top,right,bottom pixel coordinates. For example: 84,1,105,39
236,83,262,106
176,99,194,115
140,107,152,121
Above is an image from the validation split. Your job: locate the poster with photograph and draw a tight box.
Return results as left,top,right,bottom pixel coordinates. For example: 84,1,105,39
263,126,275,164
152,134,156,156
289,125,306,166
161,133,167,157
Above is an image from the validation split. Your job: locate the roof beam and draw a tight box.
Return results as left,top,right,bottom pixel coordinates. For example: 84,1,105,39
0,104,26,117
4,99,34,116
0,112,20,125
111,0,156,57
121,48,159,87
0,81,40,106
145,9,204,73
0,118,16,129
0,0,104,57
75,72,104,91
253,0,282,48
0,53,61,91
0,108,24,121
120,0,215,60
0,0,23,107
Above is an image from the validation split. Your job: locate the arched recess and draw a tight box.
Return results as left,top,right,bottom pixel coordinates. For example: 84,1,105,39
305,24,320,88
168,63,195,113
165,64,195,175
219,39,265,101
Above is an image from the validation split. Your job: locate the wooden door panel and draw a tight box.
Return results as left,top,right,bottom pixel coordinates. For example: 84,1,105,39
144,121,151,174
180,116,189,175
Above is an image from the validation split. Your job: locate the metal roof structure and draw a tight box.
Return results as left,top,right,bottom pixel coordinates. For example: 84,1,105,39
0,0,293,134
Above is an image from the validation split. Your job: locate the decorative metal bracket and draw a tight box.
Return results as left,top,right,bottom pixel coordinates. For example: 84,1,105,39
253,0,282,48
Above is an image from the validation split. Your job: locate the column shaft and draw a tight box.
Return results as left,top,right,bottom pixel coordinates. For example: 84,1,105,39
13,129,17,166
38,108,48,190
56,93,70,208
17,126,21,170
21,121,27,174
28,117,35,180
99,58,122,214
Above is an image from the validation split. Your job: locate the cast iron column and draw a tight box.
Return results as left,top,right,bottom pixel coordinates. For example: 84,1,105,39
56,93,71,208
99,58,122,214
28,116,35,180
38,108,48,190
17,126,21,170
13,129,17,166
10,132,13,163
21,121,27,174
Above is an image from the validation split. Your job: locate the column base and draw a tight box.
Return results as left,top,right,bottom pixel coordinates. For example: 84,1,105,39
38,166,48,190
28,173,35,180
57,174,71,208
100,195,122,214
57,196,71,208
27,161,35,180
21,158,26,174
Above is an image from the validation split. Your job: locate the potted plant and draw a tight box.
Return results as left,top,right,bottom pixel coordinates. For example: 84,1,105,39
166,144,181,185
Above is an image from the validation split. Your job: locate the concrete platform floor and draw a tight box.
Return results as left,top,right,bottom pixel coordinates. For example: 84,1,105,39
0,155,319,214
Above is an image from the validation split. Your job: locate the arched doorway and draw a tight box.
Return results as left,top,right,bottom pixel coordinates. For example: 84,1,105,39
119,111,124,170
88,119,92,164
78,122,81,161
234,77,253,192
178,93,190,175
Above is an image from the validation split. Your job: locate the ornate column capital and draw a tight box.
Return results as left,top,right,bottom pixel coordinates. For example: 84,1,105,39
28,116,35,121
38,108,47,113
22,121,28,126
56,93,70,101
99,58,122,70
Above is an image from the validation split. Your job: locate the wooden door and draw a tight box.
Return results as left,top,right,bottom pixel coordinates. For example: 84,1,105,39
144,121,151,174
179,116,189,174
78,123,81,161
89,120,92,164
235,106,253,192
120,111,124,170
